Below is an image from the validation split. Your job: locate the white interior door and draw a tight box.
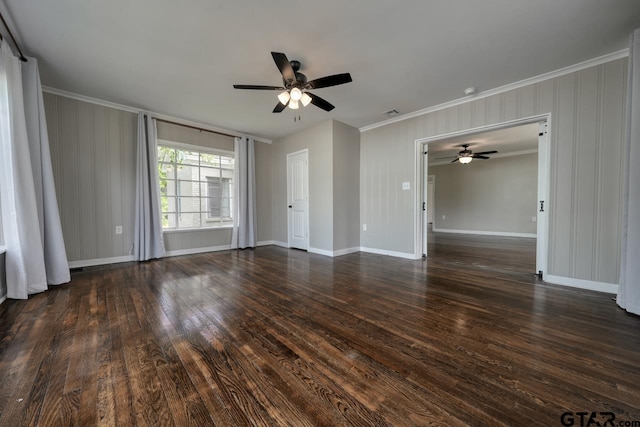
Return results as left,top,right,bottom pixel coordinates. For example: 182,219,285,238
287,150,309,250
536,121,550,277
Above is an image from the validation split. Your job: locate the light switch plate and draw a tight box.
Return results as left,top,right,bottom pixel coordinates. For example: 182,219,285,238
402,181,410,190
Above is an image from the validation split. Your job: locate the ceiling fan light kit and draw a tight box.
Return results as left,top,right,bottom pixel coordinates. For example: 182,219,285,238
459,156,473,164
233,52,353,113
277,91,290,105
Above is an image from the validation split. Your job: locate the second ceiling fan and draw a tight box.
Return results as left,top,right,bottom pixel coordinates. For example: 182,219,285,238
450,144,498,164
233,52,352,113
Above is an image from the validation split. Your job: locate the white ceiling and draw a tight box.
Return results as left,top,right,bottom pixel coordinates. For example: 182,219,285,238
1,0,639,140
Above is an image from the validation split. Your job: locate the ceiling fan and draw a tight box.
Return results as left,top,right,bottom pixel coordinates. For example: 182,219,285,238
233,52,352,113
448,144,498,164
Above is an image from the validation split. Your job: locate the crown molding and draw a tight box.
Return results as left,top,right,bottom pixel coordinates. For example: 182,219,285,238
41,86,272,143
360,49,629,133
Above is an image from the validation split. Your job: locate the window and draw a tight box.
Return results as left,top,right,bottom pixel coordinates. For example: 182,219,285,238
157,143,234,229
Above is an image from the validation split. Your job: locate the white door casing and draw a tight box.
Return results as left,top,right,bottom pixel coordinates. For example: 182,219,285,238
422,151,429,256
536,121,550,277
428,176,435,224
414,114,551,274
287,149,309,250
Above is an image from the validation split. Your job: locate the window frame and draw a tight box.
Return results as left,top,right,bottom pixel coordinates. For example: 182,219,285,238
157,139,235,232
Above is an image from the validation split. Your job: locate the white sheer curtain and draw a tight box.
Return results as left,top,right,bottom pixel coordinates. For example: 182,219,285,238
134,113,165,261
617,28,640,315
0,41,70,299
232,136,257,249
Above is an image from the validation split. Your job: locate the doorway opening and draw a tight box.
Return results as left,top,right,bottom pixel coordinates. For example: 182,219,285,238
415,115,550,278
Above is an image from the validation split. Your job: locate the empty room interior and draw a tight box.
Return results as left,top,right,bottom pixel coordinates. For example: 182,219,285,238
1,1,640,426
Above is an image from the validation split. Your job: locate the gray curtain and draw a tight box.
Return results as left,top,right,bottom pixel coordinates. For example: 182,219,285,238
0,41,70,299
134,113,165,261
232,136,257,249
617,28,640,315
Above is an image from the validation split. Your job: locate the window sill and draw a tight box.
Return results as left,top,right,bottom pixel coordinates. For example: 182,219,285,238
162,226,233,234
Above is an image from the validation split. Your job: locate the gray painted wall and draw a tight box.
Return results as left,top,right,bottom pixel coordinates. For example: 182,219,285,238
255,141,273,243
272,120,334,251
157,121,234,151
333,120,361,251
360,58,627,284
271,119,360,252
430,153,537,234
45,93,137,262
44,93,273,263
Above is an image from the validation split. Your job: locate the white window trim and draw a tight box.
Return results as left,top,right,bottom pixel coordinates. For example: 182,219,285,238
157,139,235,231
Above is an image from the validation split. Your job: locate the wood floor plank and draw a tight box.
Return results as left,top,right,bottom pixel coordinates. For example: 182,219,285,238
1,232,639,426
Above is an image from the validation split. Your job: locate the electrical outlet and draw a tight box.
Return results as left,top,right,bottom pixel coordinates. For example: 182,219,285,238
362,224,367,231
115,226,123,235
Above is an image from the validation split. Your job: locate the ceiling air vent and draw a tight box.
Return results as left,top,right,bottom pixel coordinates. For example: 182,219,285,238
383,109,400,117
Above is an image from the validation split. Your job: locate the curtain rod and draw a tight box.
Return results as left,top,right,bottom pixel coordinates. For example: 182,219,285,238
0,11,27,62
154,118,238,139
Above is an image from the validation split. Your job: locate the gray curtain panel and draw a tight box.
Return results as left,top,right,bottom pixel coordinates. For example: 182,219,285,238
232,136,257,249
134,114,165,261
617,28,640,315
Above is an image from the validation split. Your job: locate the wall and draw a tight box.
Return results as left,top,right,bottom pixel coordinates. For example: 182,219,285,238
271,120,334,251
333,120,361,251
44,92,273,265
361,57,626,285
255,141,273,243
430,153,537,235
45,93,137,264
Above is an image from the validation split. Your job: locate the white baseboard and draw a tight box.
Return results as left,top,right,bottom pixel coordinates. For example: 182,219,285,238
433,228,536,238
0,295,6,305
258,242,359,258
257,240,289,248
68,255,136,269
544,274,618,294
308,247,334,257
309,246,362,257
333,247,361,257
164,244,232,257
360,246,420,260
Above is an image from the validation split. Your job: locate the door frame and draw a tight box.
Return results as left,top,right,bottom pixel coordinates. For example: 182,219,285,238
286,149,310,249
413,113,552,277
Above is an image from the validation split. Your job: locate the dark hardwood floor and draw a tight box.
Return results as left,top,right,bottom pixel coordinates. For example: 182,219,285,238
0,233,639,426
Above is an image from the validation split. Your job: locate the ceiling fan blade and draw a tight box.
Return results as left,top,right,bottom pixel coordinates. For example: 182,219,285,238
271,52,296,84
273,101,288,113
308,92,335,111
306,73,352,89
472,155,490,159
233,85,285,90
451,158,460,163
473,150,498,156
